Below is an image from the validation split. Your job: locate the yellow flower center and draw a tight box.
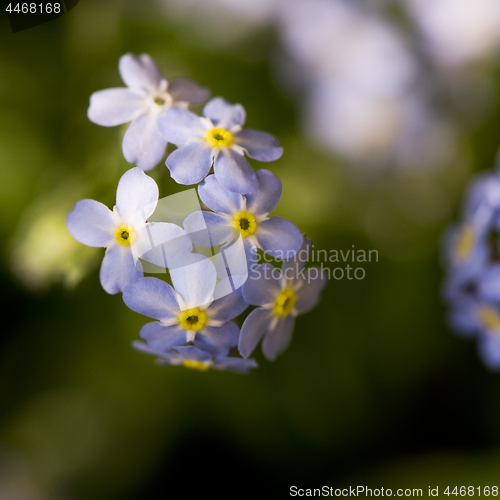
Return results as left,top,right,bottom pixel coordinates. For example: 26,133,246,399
154,96,166,105
274,289,296,317
477,306,500,334
179,307,208,331
233,212,257,237
455,224,475,261
114,224,136,247
205,127,233,148
183,360,210,371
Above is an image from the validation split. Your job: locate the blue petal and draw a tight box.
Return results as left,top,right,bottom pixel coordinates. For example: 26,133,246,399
173,345,212,362
245,169,282,216
214,149,258,195
157,107,207,146
294,267,329,314
139,322,186,350
203,97,246,129
256,217,303,259
464,172,500,215
183,210,235,247
132,341,178,363
198,174,244,214
119,53,163,91
478,334,500,371
195,322,240,355
478,265,500,302
242,263,281,306
122,277,179,321
234,129,283,162
167,78,211,105
66,199,114,247
115,167,159,222
262,315,295,361
212,357,258,373
446,299,480,338
166,142,212,186
281,236,311,285
238,308,273,358
122,113,167,171
207,288,248,322
100,245,143,295
88,88,146,127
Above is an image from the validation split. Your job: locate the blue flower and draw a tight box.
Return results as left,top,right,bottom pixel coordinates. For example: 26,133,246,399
238,238,328,360
441,211,491,303
447,294,500,371
122,256,248,354
66,167,188,294
183,170,303,269
441,171,500,304
88,53,210,171
132,344,258,373
157,96,283,194
443,167,500,370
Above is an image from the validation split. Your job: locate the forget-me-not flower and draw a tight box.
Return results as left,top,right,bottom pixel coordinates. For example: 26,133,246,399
441,171,500,303
183,170,303,268
157,96,283,194
88,53,210,171
441,211,491,303
132,344,258,373
122,256,248,354
443,165,500,370
66,167,187,294
238,238,328,360
448,293,500,371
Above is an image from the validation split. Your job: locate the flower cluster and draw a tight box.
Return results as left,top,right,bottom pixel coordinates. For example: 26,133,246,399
442,163,500,370
67,53,328,373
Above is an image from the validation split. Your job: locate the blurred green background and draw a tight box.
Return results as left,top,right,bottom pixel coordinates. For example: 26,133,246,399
2,1,500,498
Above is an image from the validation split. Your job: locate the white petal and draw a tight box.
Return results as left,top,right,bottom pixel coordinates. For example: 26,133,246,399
87,88,146,127
115,167,159,222
169,255,217,309
119,53,163,91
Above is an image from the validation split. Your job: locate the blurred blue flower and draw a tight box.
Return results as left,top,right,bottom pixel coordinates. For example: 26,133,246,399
122,259,248,354
67,168,185,294
443,166,500,370
183,170,303,268
238,238,328,360
88,53,210,171
447,294,500,370
157,96,283,194
132,344,258,373
441,211,491,303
